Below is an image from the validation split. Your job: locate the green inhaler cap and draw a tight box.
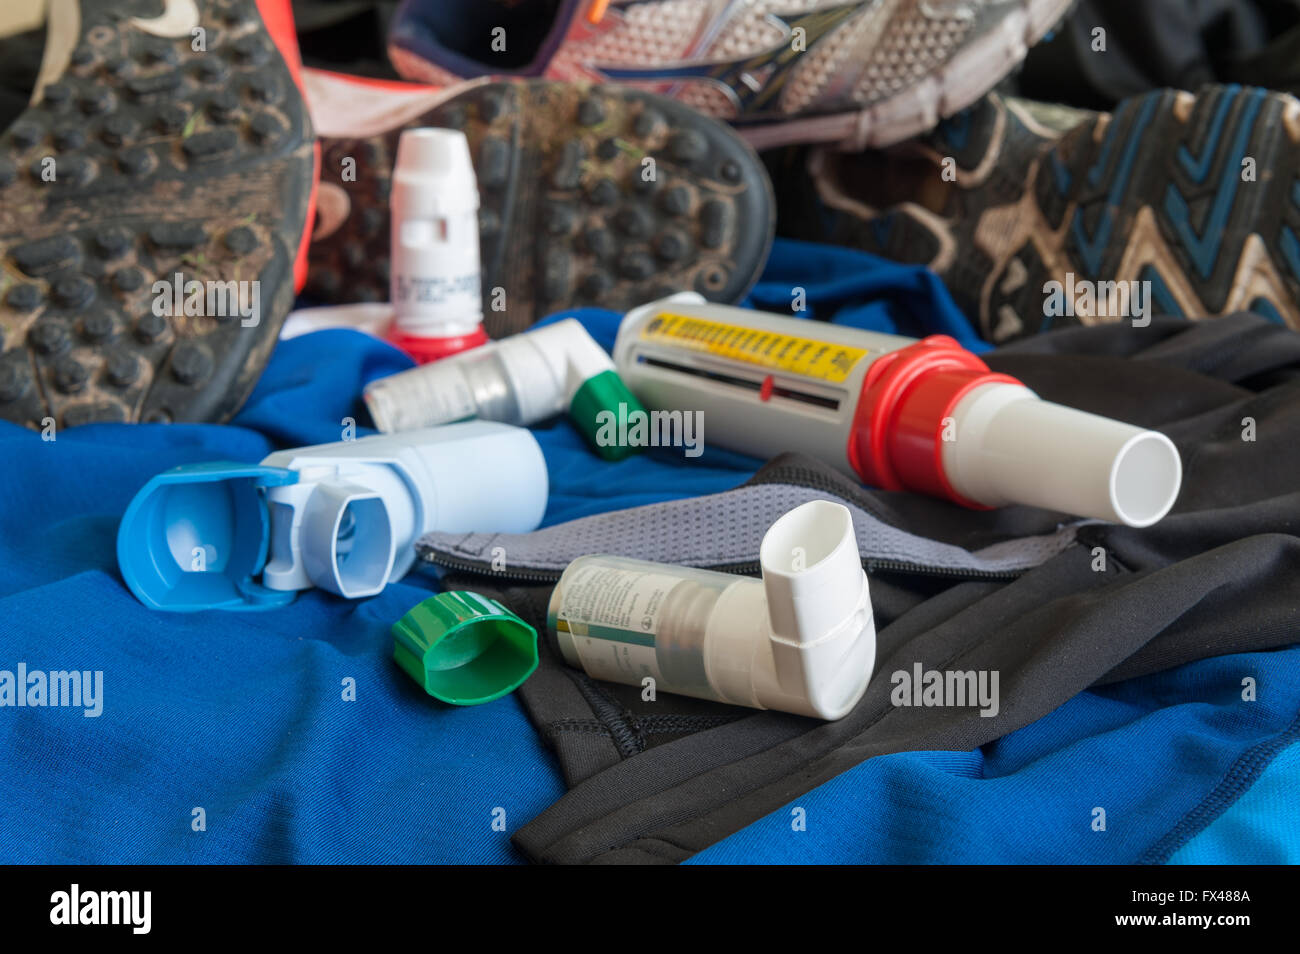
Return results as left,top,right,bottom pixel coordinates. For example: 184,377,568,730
392,591,538,705
570,368,646,462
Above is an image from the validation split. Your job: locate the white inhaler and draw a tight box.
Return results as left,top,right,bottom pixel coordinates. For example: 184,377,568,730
364,318,644,460
389,127,488,363
614,293,1183,527
549,500,876,720
117,421,548,611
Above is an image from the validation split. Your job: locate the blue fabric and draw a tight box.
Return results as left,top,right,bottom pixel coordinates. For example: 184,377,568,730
1169,741,1300,864
745,238,991,353
1,236,1284,863
686,648,1300,864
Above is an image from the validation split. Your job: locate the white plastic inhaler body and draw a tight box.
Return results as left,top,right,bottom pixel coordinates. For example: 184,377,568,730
389,127,484,344
261,421,547,599
364,318,615,432
549,500,876,720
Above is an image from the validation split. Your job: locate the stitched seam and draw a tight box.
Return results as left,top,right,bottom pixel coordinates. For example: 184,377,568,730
596,625,1015,860
747,465,890,521
638,714,744,734
1185,321,1277,376
1139,703,1300,864
564,669,645,757
547,719,614,735
604,835,693,862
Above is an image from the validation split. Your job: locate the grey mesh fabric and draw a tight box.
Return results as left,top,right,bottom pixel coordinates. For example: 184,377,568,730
416,483,1083,576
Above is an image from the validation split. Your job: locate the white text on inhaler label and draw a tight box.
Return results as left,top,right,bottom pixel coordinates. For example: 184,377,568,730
556,565,681,684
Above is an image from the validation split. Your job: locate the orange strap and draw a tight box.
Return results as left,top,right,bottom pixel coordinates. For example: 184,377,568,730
587,0,610,24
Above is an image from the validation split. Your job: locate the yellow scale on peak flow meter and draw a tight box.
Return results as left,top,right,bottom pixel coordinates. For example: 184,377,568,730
640,312,871,384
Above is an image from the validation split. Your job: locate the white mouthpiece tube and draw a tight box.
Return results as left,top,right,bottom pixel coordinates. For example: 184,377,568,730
944,383,1183,527
756,500,876,714
299,482,396,598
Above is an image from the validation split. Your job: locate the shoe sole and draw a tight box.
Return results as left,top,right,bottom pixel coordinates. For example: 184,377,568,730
308,79,775,334
0,0,314,429
979,85,1300,340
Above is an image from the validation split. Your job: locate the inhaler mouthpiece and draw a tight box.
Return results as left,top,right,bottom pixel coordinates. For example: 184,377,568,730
942,383,1183,527
261,423,548,596
389,127,488,363
299,482,396,599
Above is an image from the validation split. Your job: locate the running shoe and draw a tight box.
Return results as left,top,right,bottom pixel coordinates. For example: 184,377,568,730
386,0,1074,150
0,0,317,429
774,84,1300,340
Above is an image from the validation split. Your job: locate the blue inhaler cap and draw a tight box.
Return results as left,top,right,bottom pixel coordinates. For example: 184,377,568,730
116,461,300,611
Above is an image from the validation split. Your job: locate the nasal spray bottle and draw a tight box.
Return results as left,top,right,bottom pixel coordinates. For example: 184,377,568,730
615,294,1183,527
117,421,547,611
364,318,646,461
550,500,875,720
388,128,489,363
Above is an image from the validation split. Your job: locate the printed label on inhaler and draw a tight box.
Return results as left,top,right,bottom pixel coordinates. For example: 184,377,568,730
553,564,682,684
393,273,480,307
366,368,477,431
640,312,872,384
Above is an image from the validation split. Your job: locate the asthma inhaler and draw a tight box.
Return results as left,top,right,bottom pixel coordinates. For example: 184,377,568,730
116,421,548,611
614,293,1183,527
389,127,489,363
550,500,876,720
364,318,645,460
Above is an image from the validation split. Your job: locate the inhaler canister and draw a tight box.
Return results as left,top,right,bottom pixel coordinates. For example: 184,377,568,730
389,127,489,363
613,295,1182,527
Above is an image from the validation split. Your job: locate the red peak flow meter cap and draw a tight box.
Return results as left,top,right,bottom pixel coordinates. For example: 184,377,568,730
848,336,1020,508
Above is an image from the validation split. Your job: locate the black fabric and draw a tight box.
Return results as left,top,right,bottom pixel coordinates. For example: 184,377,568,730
394,0,566,69
292,0,404,79
1017,0,1300,108
431,314,1300,864
0,26,43,132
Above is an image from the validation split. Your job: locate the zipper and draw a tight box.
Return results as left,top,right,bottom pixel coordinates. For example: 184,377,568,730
722,559,1023,580
420,550,565,582
420,551,1026,583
